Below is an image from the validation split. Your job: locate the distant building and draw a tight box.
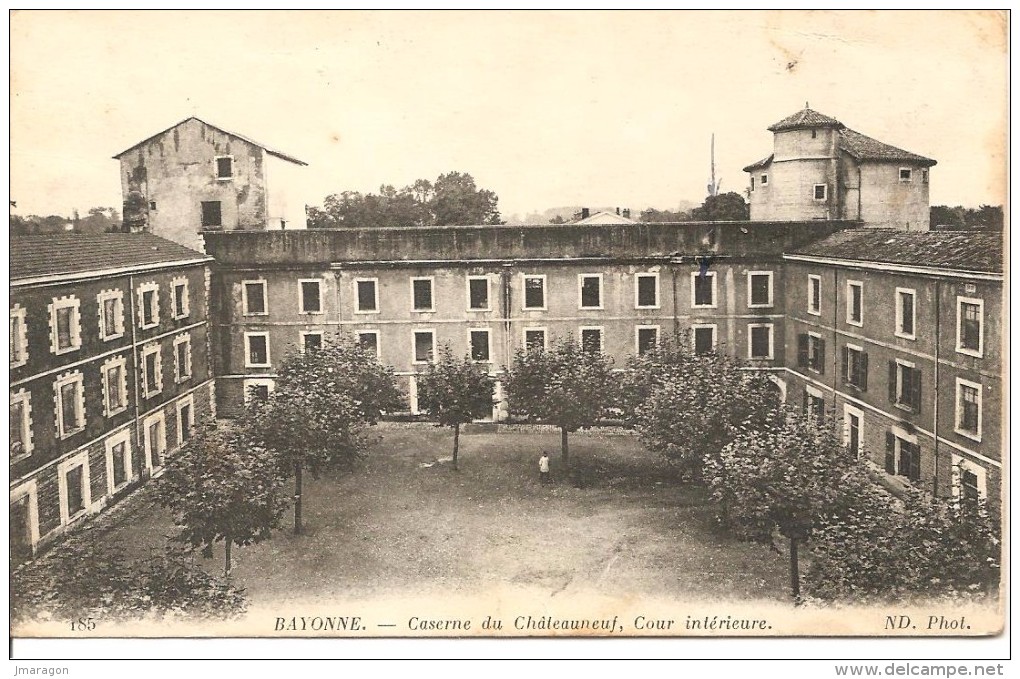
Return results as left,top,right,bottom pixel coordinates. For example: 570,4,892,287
570,208,636,225
744,107,937,230
114,117,309,250
10,233,215,562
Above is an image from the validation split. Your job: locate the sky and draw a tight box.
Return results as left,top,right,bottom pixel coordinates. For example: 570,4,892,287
9,10,1008,221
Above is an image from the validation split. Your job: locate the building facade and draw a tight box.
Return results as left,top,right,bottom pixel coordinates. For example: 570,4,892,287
744,107,937,230
10,233,216,563
782,230,1002,509
114,117,309,251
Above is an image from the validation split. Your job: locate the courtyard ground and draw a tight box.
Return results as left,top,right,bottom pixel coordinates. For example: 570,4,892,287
31,424,791,609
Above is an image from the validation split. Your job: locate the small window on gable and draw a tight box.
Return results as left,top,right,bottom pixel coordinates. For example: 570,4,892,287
760,174,768,186
899,168,912,182
215,156,233,180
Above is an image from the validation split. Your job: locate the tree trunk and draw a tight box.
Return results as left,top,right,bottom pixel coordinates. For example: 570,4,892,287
789,536,801,602
294,462,303,535
452,423,460,471
224,538,232,577
561,427,570,471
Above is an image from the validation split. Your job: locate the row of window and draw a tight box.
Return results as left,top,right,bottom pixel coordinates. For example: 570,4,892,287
749,169,927,194
10,279,191,368
243,322,776,370
10,334,193,461
241,271,776,317
806,276,985,357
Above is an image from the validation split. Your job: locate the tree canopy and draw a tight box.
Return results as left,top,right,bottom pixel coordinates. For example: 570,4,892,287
690,191,749,221
930,205,1003,231
307,171,503,228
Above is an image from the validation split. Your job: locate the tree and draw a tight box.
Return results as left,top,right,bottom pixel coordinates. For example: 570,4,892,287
154,420,289,575
930,204,1004,231
307,171,502,228
503,336,616,471
415,346,496,470
246,337,404,533
627,337,780,480
805,484,1001,603
639,207,691,222
691,191,749,221
706,408,859,600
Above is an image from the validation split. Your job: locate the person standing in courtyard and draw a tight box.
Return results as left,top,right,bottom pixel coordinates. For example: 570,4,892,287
539,451,550,483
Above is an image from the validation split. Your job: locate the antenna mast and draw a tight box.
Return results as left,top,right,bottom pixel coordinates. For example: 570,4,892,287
707,133,722,197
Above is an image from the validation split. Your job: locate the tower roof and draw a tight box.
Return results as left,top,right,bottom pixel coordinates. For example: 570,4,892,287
767,107,844,132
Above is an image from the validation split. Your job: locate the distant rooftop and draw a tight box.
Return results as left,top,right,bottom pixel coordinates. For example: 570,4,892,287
11,232,211,283
789,229,1002,273
113,116,308,166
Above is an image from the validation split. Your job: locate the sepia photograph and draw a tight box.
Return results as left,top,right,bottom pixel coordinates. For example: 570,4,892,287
8,8,1009,665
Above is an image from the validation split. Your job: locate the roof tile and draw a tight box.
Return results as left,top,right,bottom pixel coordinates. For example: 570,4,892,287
789,229,1002,273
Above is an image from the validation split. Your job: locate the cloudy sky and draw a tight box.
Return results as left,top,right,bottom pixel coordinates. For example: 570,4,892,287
10,10,1007,221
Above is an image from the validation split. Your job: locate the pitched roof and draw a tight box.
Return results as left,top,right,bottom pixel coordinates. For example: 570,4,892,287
113,116,308,166
837,127,937,166
767,107,844,132
789,229,1002,273
742,154,774,172
10,232,211,283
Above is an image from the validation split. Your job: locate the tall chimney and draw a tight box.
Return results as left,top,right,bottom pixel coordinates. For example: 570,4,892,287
581,207,590,220
622,208,631,219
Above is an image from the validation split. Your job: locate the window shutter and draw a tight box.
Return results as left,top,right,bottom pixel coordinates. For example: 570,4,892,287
797,334,808,368
885,432,896,475
802,390,809,415
860,352,869,391
888,361,897,403
841,347,849,384
909,444,921,481
817,338,826,375
910,368,922,412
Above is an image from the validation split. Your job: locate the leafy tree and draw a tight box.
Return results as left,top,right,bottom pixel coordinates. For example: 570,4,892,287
930,204,1004,231
691,191,749,221
628,338,780,480
639,207,691,222
246,337,403,533
154,420,289,574
503,336,616,471
706,408,859,600
806,485,1001,603
415,346,496,470
307,171,502,228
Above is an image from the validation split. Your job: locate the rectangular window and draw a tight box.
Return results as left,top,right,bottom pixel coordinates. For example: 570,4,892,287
804,389,825,421
635,273,658,309
172,279,189,319
178,396,194,443
215,156,233,180
245,333,270,367
842,344,869,391
65,463,86,519
750,177,755,192
242,281,268,315
886,433,921,482
102,357,128,416
899,168,912,182
889,360,922,413
523,275,546,310
579,274,603,309
244,379,275,404
299,279,324,314
201,200,222,227
748,271,773,308
844,406,863,459
692,272,717,308
174,334,192,381
141,344,163,397
301,331,324,354
10,306,28,366
413,330,435,364
748,323,773,359
97,291,125,341
761,174,768,186
808,275,821,316
470,329,491,362
49,297,82,354
10,390,32,459
953,455,985,503
105,432,132,494
468,277,490,311
355,279,379,313
955,379,982,441
524,328,546,351
636,326,658,356
956,297,983,356
54,372,85,438
358,331,380,358
922,169,929,184
896,288,916,339
847,281,863,326
411,278,434,312
580,327,603,354
813,184,827,201
144,414,166,470
692,325,716,355
797,333,826,374
138,282,160,329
